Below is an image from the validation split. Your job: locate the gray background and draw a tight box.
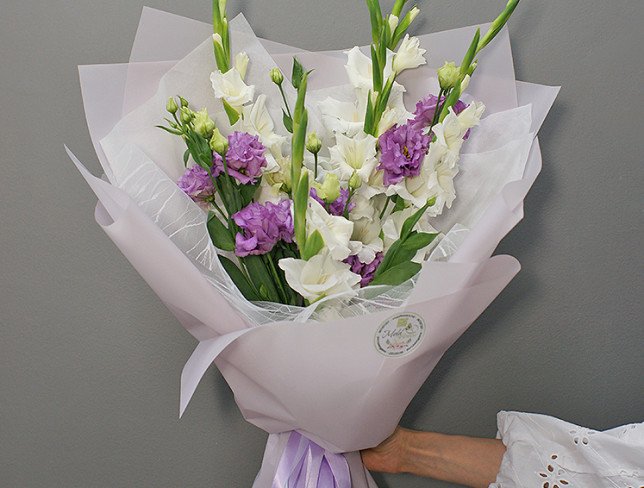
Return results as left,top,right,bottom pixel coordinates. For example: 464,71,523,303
1,0,642,486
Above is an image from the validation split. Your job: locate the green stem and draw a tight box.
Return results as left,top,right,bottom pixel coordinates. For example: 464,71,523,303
314,153,319,179
429,88,446,133
279,84,293,120
379,196,392,220
264,253,288,304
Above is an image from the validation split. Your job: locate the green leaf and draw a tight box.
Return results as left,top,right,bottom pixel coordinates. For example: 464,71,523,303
292,57,304,89
400,201,431,239
370,261,421,286
460,28,481,76
364,90,375,135
239,181,260,207
302,230,324,261
478,0,520,54
293,171,309,248
401,232,438,254
156,125,183,136
366,0,384,44
222,99,240,125
243,255,280,302
207,212,235,252
218,255,260,301
282,110,294,133
391,0,408,17
371,45,383,93
183,149,191,166
293,72,308,125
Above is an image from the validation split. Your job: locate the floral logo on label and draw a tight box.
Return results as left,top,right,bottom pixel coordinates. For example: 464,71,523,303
375,313,426,357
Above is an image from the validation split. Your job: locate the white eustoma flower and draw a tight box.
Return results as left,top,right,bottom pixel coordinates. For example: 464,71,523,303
210,68,255,109
279,251,361,302
329,132,379,182
382,207,439,262
234,52,250,80
349,217,384,264
240,94,286,157
393,35,427,74
306,199,354,261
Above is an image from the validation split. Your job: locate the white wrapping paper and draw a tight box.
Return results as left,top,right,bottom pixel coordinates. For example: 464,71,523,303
70,8,559,486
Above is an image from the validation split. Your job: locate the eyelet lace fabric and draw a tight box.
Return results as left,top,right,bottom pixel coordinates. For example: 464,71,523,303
490,411,644,488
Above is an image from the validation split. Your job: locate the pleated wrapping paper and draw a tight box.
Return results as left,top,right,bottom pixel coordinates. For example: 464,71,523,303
69,7,559,486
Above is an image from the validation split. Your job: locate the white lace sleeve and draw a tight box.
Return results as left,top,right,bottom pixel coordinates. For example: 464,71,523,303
490,411,644,488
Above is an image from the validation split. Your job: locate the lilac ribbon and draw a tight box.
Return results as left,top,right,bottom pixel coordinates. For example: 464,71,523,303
272,432,352,488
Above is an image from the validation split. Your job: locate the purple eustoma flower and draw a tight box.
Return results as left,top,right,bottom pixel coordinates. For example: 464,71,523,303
309,187,356,217
233,200,294,257
177,165,215,202
344,252,384,287
214,132,267,185
410,94,469,131
378,123,431,187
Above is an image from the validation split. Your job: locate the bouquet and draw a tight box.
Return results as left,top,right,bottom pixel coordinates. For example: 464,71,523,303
69,0,559,485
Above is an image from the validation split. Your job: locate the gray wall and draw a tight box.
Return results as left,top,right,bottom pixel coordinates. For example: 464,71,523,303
1,0,642,486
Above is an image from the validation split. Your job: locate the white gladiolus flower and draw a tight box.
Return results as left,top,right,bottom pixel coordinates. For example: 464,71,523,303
234,51,250,80
210,68,255,109
349,217,384,264
382,207,439,262
388,14,400,33
432,101,485,167
345,47,394,91
348,192,379,221
279,251,361,302
306,199,354,261
318,97,365,137
329,132,379,182
393,35,427,74
385,164,435,209
255,180,286,204
240,94,286,157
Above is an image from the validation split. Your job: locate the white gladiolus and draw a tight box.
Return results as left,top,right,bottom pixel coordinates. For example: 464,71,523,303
388,14,400,33
318,97,365,137
348,217,384,264
210,68,255,109
306,199,354,261
278,251,361,302
393,35,427,74
345,47,394,91
240,94,286,157
385,164,435,209
329,132,379,182
234,51,250,79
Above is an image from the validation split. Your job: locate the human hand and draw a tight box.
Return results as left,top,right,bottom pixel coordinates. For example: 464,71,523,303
361,426,409,474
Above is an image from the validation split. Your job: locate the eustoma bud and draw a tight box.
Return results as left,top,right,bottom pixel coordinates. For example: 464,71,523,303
210,127,228,155
438,61,460,90
166,97,179,114
306,132,322,155
270,67,284,86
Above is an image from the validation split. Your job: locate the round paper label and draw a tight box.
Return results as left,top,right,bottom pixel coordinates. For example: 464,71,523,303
375,313,426,357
